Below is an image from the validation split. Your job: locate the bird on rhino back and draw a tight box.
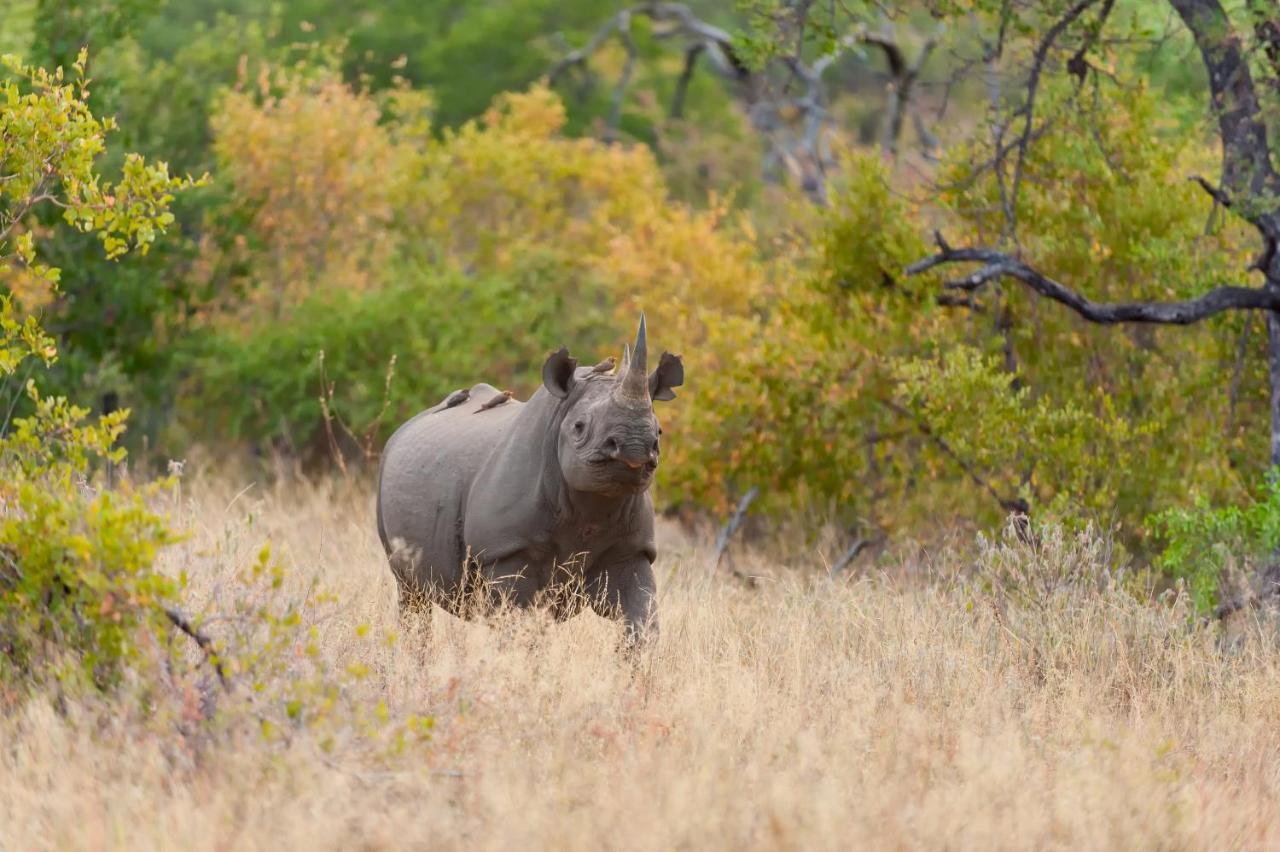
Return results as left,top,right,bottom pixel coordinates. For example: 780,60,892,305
376,315,684,646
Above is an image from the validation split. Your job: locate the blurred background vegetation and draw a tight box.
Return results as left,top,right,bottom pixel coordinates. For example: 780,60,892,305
4,0,1280,608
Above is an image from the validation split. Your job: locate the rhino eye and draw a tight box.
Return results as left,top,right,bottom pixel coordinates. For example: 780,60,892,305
573,421,585,434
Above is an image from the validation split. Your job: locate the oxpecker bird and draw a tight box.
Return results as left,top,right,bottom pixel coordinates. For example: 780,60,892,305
443,388,470,408
474,390,514,413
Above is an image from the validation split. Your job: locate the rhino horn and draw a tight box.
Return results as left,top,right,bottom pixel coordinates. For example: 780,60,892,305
616,314,650,404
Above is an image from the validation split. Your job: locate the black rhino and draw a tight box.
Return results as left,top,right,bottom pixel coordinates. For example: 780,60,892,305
376,316,683,644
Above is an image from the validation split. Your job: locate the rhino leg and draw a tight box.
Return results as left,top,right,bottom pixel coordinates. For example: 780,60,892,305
477,552,550,612
586,558,658,647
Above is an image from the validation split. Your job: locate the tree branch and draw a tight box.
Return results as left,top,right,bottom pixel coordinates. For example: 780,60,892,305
1168,0,1280,246
1190,173,1233,208
883,398,1029,516
164,605,230,692
908,232,1280,324
863,26,944,157
670,43,705,118
605,11,638,141
1066,0,1117,82
1007,0,1098,237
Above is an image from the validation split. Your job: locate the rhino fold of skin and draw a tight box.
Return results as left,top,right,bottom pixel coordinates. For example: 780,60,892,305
376,315,684,645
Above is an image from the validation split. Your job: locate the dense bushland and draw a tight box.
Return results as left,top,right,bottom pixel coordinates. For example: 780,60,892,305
6,1,1280,617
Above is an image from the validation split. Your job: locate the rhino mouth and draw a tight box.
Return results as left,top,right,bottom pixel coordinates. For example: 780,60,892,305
586,454,656,489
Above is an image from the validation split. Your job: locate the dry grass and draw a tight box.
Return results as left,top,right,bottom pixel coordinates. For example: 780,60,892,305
4,473,1280,850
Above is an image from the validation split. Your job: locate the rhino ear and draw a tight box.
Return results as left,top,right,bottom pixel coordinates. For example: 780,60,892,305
542,346,578,399
648,351,684,402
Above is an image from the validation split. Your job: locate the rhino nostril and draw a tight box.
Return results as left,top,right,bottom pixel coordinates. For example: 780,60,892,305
603,437,620,456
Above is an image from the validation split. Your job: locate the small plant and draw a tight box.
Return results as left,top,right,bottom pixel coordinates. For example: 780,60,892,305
1146,477,1280,614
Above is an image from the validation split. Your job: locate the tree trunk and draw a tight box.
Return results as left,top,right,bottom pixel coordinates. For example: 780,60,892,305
1268,309,1280,468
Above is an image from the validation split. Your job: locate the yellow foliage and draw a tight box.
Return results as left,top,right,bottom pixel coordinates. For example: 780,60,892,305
209,66,399,316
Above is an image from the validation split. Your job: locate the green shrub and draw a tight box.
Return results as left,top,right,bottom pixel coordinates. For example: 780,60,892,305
180,260,615,458
0,50,199,685
1146,478,1280,614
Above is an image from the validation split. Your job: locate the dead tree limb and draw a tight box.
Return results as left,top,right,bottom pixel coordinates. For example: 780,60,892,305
547,4,940,202
712,486,759,568
863,25,944,156
907,232,1280,324
829,536,879,578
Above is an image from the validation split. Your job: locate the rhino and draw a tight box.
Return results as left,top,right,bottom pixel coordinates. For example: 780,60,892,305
376,316,684,645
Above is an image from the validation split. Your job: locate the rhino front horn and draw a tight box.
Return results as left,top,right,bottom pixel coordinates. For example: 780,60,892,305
616,313,650,404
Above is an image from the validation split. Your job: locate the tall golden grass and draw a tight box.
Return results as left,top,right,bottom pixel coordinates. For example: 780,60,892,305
3,473,1280,850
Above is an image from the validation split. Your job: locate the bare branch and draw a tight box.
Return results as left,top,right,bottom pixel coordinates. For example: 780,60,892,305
548,14,623,85
164,605,230,692
1007,0,1098,237
908,232,1280,324
670,43,705,118
605,11,638,141
829,536,879,578
866,25,944,156
1190,173,1232,208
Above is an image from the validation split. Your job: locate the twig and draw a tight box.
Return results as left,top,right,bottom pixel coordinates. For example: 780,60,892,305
361,355,398,462
317,350,349,477
883,397,1028,517
1190,173,1232,208
1006,0,1099,238
163,605,230,692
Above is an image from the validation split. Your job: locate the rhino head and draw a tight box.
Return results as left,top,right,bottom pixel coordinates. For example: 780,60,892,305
541,314,684,496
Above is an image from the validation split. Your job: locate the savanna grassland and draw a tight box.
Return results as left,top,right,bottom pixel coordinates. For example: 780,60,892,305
4,472,1280,850
8,3,1280,849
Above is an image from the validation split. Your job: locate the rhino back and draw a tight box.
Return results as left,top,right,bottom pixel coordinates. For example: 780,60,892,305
377,383,525,589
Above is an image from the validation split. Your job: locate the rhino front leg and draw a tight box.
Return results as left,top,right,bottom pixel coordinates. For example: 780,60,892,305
587,558,658,647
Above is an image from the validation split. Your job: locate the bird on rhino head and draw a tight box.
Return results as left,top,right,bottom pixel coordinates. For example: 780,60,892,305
376,314,684,647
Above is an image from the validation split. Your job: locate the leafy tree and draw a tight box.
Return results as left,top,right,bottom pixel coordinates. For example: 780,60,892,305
0,50,201,683
670,1,1278,557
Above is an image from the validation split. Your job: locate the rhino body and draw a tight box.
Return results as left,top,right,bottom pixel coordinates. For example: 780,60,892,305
376,318,682,643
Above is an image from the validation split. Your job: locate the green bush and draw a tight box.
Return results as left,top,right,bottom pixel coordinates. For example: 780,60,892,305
180,260,615,459
1147,478,1280,614
0,50,198,685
